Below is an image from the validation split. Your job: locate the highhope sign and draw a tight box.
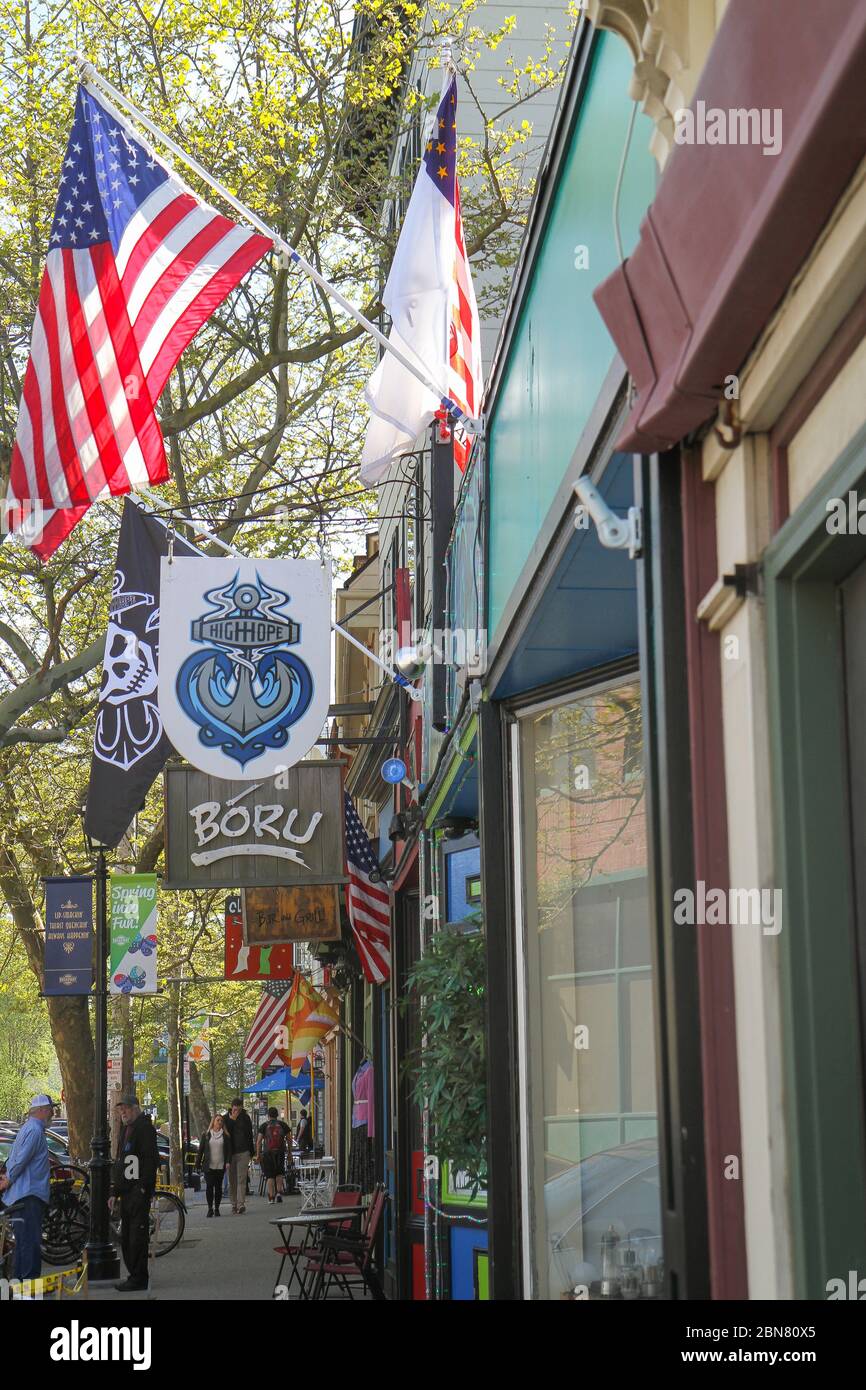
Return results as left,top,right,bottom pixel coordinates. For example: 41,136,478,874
158,557,331,781
164,762,347,889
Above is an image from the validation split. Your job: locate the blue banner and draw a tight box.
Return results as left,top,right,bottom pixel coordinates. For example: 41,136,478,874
44,877,93,995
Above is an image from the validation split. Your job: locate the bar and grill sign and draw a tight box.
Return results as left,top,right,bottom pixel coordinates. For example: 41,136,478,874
43,877,93,995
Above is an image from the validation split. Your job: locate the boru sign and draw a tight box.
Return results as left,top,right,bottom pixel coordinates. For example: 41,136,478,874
164,763,347,890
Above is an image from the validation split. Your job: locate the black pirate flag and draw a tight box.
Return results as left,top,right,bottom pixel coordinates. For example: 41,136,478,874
84,499,198,848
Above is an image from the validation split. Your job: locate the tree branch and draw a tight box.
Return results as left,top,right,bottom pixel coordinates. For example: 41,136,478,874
0,635,103,741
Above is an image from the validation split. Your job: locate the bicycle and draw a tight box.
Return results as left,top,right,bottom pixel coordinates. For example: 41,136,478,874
111,1188,186,1257
41,1166,91,1266
40,1175,185,1263
0,1212,15,1280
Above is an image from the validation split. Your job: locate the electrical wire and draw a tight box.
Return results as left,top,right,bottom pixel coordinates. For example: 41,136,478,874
613,100,639,264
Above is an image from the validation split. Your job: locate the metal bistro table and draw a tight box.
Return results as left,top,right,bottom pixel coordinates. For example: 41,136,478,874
271,1204,367,1300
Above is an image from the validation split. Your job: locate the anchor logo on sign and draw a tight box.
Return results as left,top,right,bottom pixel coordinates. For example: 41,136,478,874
176,574,314,769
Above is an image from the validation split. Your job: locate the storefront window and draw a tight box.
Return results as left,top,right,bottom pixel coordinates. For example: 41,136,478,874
514,677,663,1299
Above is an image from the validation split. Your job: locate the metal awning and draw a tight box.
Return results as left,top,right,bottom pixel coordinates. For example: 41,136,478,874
593,0,866,454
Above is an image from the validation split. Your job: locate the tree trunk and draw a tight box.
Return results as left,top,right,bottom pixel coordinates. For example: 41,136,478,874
46,995,94,1162
209,1044,218,1115
166,981,183,1188
188,1061,211,1138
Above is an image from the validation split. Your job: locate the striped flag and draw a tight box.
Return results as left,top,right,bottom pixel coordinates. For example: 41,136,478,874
446,148,482,472
345,791,391,985
280,973,339,1071
244,978,294,1069
4,83,271,559
360,71,482,484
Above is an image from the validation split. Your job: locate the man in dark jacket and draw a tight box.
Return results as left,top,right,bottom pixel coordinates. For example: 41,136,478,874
223,1099,254,1215
111,1092,159,1291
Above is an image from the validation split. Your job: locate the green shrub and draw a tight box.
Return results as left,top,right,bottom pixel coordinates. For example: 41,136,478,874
403,922,487,1189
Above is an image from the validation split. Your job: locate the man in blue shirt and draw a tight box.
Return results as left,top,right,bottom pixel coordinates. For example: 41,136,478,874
0,1094,53,1281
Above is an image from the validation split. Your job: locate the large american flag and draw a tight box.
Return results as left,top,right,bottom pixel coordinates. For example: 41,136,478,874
5,83,271,559
435,77,483,472
345,792,392,985
244,978,294,1069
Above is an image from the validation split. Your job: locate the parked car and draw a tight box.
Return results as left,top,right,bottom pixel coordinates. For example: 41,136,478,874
544,1137,662,1298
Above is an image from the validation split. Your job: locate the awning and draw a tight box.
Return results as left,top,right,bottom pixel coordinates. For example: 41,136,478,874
242,1066,324,1094
593,0,866,454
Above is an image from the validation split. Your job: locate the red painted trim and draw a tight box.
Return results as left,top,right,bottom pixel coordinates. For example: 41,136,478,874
769,284,866,531
594,0,866,454
681,450,748,1299
395,567,412,649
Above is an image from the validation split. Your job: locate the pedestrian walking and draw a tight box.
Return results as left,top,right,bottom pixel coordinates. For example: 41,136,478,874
196,1115,230,1217
296,1108,314,1156
111,1092,159,1292
257,1107,290,1204
0,1094,53,1285
223,1098,255,1215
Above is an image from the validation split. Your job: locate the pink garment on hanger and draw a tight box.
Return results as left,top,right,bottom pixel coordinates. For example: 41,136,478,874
351,1060,375,1139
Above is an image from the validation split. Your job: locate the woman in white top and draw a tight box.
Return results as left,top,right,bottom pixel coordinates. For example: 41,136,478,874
196,1114,231,1217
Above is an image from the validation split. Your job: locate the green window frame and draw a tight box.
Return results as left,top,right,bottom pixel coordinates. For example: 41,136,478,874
765,418,866,1298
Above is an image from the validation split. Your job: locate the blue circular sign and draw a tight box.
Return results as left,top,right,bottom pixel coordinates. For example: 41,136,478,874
381,757,407,784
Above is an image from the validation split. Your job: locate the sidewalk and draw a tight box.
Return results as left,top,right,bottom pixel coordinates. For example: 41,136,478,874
87,1185,302,1301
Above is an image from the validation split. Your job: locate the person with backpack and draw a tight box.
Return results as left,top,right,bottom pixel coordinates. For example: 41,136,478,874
256,1107,290,1204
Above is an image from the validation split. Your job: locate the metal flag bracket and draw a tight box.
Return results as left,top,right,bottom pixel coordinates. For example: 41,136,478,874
573,476,642,560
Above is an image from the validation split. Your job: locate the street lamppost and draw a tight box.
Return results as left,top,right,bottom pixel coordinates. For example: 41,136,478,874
82,829,121,1281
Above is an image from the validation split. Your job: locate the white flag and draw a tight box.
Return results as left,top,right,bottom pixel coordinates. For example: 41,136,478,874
361,72,479,484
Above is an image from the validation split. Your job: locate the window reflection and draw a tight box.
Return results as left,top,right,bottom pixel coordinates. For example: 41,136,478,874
518,679,663,1299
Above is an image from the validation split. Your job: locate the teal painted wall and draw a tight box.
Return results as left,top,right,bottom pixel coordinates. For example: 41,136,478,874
487,33,656,637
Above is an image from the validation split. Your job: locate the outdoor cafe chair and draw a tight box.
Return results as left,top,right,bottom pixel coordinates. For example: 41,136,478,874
304,1183,387,1300
272,1185,361,1299
296,1155,336,1211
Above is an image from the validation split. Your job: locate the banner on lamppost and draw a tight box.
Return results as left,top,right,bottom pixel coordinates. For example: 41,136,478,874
43,877,93,995
186,1014,211,1065
109,873,158,995
158,557,331,781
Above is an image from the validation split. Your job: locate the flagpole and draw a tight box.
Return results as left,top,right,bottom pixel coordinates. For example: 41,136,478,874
308,1049,315,1154
72,55,481,438
137,494,423,700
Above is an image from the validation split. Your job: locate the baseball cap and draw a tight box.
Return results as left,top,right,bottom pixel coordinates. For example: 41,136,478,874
116,1091,140,1107
29,1094,54,1109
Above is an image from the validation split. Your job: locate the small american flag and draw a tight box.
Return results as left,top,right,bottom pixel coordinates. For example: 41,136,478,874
5,83,271,559
345,792,391,985
244,978,294,1069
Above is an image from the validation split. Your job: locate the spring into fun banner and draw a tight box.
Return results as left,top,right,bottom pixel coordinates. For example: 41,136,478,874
109,873,158,995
